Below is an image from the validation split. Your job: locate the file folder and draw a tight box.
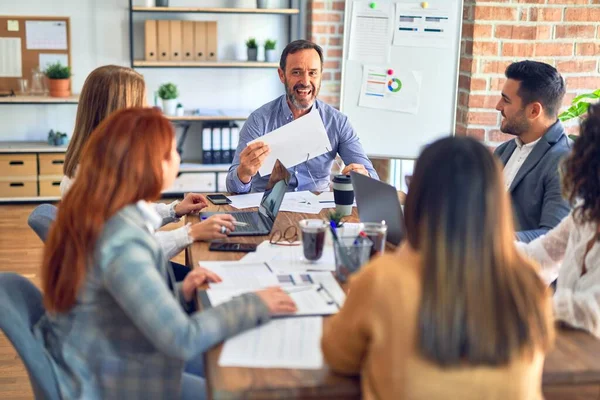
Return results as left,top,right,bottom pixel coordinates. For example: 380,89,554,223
144,20,158,61
222,126,232,164
206,21,218,61
212,127,223,164
182,21,195,61
231,126,240,157
202,127,213,164
157,20,171,61
194,21,207,61
169,20,182,61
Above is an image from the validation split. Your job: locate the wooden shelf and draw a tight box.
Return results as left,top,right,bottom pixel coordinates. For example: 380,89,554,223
167,115,248,122
0,196,60,203
0,141,68,153
131,7,299,15
0,95,79,104
133,60,279,68
179,163,230,173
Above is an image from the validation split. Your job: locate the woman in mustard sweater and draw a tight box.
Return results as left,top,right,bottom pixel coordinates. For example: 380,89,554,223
322,136,554,400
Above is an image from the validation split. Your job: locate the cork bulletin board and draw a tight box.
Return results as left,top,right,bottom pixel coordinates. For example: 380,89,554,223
0,16,71,92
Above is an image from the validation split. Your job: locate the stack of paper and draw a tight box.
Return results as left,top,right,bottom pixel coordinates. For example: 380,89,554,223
242,241,336,272
219,317,324,369
227,190,325,214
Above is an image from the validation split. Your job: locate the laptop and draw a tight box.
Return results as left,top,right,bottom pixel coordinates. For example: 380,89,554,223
201,159,291,236
351,171,405,245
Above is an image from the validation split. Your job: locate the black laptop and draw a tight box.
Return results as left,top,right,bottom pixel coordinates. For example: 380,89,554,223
201,160,291,236
351,171,405,245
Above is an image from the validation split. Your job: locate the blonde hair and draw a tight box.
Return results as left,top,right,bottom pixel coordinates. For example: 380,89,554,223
64,65,146,178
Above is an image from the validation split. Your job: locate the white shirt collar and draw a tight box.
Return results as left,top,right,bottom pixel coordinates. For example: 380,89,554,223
515,136,541,149
136,200,162,232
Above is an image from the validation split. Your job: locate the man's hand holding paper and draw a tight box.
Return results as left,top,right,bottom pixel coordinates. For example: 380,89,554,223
248,108,331,177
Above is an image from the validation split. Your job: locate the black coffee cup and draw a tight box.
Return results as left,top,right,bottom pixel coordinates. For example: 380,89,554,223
332,174,354,216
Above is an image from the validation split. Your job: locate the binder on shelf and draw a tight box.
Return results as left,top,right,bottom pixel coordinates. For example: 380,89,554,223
222,126,232,164
194,21,207,61
182,21,195,62
231,125,240,158
144,20,158,61
202,127,213,164
169,20,182,61
157,20,171,61
206,21,218,61
212,127,223,164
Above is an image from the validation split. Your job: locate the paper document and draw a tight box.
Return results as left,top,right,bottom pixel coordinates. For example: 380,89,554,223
393,2,452,48
242,241,336,272
248,108,331,177
359,65,423,114
0,38,22,77
219,317,324,369
228,191,324,214
316,191,357,208
25,20,68,50
348,1,393,64
206,284,339,316
199,261,279,290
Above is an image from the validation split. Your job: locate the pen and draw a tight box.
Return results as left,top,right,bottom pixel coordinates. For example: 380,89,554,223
232,221,248,227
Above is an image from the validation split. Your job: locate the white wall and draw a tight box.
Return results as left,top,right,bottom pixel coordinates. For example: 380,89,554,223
0,0,291,159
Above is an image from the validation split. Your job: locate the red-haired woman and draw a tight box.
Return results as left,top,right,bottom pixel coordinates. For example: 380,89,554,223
35,108,296,400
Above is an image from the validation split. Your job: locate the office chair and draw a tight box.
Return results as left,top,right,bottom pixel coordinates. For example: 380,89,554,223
27,204,58,242
0,273,61,399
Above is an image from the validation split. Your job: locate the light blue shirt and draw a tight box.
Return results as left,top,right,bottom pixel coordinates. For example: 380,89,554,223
226,95,379,193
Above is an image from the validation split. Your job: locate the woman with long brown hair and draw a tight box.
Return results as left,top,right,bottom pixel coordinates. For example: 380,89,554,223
321,137,554,399
35,108,296,399
61,65,233,280
518,102,600,338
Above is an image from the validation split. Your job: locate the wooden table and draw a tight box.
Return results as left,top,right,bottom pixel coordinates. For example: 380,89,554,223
186,203,600,400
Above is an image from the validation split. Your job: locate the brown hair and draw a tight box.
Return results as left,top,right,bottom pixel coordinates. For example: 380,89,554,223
64,65,146,178
404,136,553,366
562,102,600,225
43,108,174,312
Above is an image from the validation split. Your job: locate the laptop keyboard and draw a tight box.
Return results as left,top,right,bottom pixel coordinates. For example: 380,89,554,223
233,212,262,233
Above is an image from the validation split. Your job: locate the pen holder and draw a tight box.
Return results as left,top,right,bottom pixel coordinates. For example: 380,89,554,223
333,236,372,283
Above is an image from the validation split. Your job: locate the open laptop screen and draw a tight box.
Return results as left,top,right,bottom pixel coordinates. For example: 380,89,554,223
258,160,290,222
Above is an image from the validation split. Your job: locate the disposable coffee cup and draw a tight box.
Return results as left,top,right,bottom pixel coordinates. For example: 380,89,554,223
332,174,354,216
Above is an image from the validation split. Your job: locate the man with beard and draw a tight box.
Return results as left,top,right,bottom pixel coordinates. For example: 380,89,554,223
494,60,571,243
226,40,378,194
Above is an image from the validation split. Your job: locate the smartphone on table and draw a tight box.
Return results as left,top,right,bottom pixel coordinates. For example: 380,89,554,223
206,194,232,205
209,242,258,252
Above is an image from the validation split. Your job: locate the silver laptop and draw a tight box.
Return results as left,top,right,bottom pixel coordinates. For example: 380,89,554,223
201,160,291,236
351,171,405,245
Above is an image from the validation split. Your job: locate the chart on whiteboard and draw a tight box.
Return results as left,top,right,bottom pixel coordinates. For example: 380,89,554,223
358,65,422,114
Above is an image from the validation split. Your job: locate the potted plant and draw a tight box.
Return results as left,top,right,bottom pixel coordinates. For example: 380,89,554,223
158,83,179,116
558,88,600,141
47,130,69,146
176,102,184,116
43,62,71,98
246,37,258,62
264,39,277,63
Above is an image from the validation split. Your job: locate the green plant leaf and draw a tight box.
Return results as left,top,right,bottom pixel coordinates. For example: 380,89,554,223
571,92,600,104
245,37,258,49
158,82,179,100
44,62,71,79
264,39,277,50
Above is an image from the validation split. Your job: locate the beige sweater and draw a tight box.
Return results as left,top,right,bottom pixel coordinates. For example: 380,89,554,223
322,244,553,400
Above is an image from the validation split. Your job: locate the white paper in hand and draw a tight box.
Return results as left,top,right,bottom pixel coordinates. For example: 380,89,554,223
249,108,331,177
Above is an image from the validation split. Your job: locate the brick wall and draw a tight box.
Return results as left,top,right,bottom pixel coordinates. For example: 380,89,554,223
458,1,600,145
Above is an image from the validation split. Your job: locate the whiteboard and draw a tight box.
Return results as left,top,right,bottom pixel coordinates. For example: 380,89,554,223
340,0,463,159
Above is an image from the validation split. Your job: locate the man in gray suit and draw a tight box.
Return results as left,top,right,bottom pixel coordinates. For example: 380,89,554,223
494,61,572,243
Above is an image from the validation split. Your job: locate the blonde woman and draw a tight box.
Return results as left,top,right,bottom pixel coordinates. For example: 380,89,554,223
322,137,554,399
62,65,232,279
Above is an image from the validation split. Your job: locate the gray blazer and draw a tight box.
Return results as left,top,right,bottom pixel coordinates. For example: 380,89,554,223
34,204,270,399
494,121,572,243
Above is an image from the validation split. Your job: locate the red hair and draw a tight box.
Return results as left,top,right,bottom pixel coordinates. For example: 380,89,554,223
42,107,174,312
